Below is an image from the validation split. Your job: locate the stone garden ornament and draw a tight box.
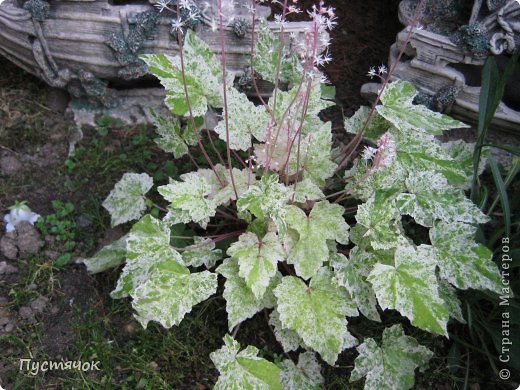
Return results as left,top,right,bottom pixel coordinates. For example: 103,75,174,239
0,0,311,125
362,0,520,132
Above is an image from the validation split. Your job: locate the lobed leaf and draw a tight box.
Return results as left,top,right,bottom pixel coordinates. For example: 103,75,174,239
368,244,449,336
430,221,502,293
102,173,153,227
285,201,349,279
210,335,282,390
227,232,285,300
217,259,280,330
377,81,468,135
274,268,358,364
280,352,324,390
132,261,217,328
350,324,433,390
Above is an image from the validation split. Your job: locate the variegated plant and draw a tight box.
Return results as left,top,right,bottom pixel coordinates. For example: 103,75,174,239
83,3,501,389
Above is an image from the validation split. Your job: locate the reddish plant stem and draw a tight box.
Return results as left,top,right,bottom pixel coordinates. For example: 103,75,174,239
176,3,223,186
332,0,425,175
216,0,239,200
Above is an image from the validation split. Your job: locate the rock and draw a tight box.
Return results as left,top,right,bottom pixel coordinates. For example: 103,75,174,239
44,250,60,260
0,234,18,260
0,261,18,274
46,87,70,114
0,296,7,306
15,221,44,257
30,296,49,313
0,152,23,176
76,214,92,229
4,322,14,333
18,306,34,320
27,283,38,291
50,306,59,315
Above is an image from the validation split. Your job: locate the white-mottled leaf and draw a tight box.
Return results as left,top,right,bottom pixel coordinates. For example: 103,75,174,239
181,237,222,268
210,334,282,390
430,221,501,293
214,87,270,151
344,105,389,142
300,122,337,187
438,279,465,323
332,250,381,322
217,259,280,330
237,174,292,235
280,352,324,390
350,190,408,251
290,178,325,203
102,173,153,227
368,244,449,336
158,172,218,228
285,201,349,279
350,324,433,390
377,81,469,135
151,110,195,158
82,235,127,274
142,30,233,117
268,309,303,353
131,261,217,328
227,232,285,300
111,215,183,299
274,268,358,364
396,172,489,227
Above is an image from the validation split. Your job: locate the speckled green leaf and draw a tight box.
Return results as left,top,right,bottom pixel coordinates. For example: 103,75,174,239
430,221,501,293
350,190,408,251
290,178,324,203
300,122,337,187
227,232,285,300
350,324,433,390
368,244,449,336
274,268,358,364
344,105,389,142
210,335,282,390
111,215,183,299
438,279,465,323
151,110,196,158
377,81,468,135
285,201,349,279
158,172,219,229
237,174,292,235
268,309,303,353
83,235,127,274
102,173,153,227
214,87,270,151
181,237,222,268
252,22,301,85
280,352,324,390
396,172,489,227
332,250,381,322
131,261,217,328
217,259,280,330
142,30,232,117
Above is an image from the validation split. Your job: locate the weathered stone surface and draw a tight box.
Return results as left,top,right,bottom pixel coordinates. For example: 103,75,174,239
0,261,18,275
0,234,18,260
0,153,23,176
30,296,49,313
15,222,44,257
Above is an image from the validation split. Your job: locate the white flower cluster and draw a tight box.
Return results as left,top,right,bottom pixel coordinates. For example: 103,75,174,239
367,64,388,80
3,201,41,233
363,131,396,172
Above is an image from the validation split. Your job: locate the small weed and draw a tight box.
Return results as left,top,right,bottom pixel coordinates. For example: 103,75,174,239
36,200,77,267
